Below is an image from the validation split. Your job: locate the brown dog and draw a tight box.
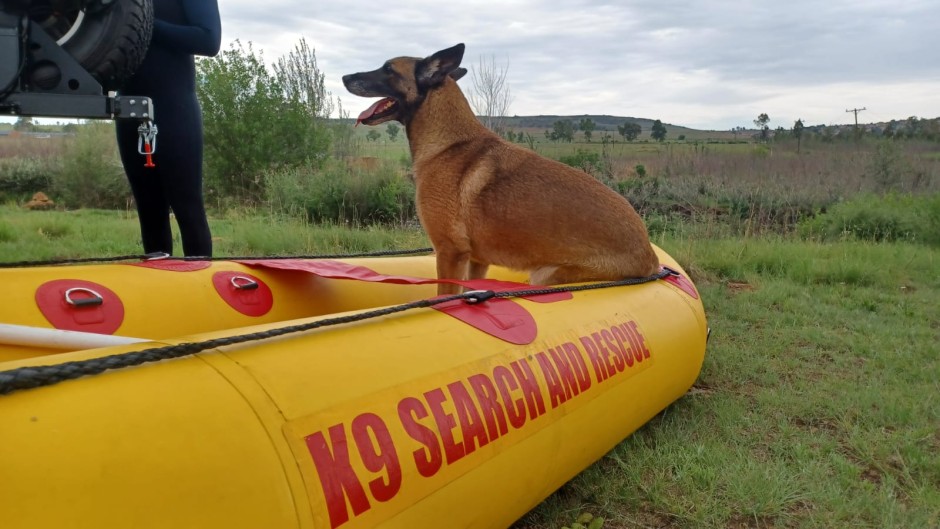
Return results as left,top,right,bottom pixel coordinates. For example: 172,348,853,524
342,43,659,295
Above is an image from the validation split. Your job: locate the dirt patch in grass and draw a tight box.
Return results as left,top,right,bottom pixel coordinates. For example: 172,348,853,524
726,514,780,529
726,280,756,293
790,416,840,435
602,508,681,529
860,465,883,485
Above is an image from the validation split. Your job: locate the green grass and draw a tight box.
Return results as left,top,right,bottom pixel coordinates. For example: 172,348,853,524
0,205,429,261
1,206,938,528
517,234,940,528
353,132,756,161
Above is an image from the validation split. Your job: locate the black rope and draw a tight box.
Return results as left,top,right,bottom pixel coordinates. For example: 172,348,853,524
0,247,434,268
0,254,150,268
0,268,672,396
221,247,434,260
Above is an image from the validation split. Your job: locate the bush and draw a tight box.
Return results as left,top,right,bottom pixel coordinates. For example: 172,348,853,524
199,40,333,201
0,220,15,242
868,141,907,193
0,157,55,202
265,159,415,225
51,122,129,209
558,148,602,174
617,176,662,205
798,193,940,245
751,144,772,158
36,219,74,239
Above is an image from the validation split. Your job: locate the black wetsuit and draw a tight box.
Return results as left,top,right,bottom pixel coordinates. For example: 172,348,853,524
116,0,221,257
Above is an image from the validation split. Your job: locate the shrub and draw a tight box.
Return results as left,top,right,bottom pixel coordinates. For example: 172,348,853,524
199,40,333,201
798,192,940,245
36,219,74,239
617,176,662,203
926,194,940,246
264,159,415,225
558,148,602,174
0,220,15,242
0,157,55,202
868,141,907,193
751,144,772,157
51,122,129,209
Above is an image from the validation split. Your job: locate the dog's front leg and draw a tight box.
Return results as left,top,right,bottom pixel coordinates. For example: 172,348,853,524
468,260,489,281
435,249,470,295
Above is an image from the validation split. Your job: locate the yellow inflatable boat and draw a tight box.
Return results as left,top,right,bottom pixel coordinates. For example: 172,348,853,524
0,246,706,529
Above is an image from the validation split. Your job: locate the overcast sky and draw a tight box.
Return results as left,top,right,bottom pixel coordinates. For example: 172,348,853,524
216,0,939,130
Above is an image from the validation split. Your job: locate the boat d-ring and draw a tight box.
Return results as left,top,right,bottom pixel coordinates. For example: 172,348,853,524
64,287,105,307
230,276,259,291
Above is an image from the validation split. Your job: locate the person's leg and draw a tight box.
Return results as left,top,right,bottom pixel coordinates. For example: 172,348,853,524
158,97,212,257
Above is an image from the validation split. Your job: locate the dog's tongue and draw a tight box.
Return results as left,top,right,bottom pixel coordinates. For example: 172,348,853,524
356,98,393,126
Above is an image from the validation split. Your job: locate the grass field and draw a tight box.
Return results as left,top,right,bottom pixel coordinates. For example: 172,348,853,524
1,205,937,528
516,235,939,528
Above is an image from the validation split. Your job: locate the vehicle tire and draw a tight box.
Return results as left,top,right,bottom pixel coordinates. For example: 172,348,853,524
29,0,153,90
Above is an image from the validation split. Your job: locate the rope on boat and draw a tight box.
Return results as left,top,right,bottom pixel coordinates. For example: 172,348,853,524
0,269,671,396
0,247,435,268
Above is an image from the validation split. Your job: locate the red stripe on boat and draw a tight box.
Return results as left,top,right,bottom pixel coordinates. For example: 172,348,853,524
235,259,573,345
128,260,212,272
661,267,699,299
235,259,572,303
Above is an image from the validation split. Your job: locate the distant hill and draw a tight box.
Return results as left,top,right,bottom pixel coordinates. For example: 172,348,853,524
803,116,940,138
332,114,940,141
505,114,657,130
498,114,738,141
336,114,742,140
495,114,939,141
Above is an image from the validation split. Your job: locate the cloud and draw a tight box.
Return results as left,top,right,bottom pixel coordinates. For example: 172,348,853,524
7,0,939,129
217,1,940,128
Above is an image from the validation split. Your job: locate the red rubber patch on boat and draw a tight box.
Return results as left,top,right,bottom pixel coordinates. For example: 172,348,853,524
661,267,699,299
128,260,211,272
235,259,574,344
432,297,538,345
35,279,125,334
212,271,274,317
235,259,572,303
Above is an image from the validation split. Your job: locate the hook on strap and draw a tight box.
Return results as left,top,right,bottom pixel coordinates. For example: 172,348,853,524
137,121,159,168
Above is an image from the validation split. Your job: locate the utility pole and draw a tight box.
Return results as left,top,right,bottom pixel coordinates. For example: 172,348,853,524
846,107,866,137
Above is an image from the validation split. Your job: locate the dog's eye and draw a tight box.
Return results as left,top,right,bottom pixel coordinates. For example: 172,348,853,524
382,63,394,74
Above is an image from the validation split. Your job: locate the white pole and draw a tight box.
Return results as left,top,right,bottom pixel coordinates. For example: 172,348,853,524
0,323,149,351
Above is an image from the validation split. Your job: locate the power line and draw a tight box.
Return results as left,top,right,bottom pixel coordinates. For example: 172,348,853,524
845,107,867,142
846,107,866,128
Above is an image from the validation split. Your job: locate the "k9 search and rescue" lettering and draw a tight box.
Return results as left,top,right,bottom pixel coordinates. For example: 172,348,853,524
304,319,652,528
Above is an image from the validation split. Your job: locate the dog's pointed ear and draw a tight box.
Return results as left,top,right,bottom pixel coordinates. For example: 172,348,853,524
450,67,468,82
416,43,465,89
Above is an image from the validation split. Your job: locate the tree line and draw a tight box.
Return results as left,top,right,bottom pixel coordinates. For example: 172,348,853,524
754,113,940,146
536,118,667,143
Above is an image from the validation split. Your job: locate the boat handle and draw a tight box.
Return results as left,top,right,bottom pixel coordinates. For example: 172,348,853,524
230,276,259,291
64,287,104,307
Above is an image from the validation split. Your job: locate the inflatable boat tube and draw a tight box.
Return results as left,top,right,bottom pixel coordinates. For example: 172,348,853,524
0,246,707,529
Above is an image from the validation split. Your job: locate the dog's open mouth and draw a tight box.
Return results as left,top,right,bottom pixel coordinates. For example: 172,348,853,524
356,97,398,126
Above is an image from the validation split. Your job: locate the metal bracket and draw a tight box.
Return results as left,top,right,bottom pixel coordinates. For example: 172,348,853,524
0,14,152,120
